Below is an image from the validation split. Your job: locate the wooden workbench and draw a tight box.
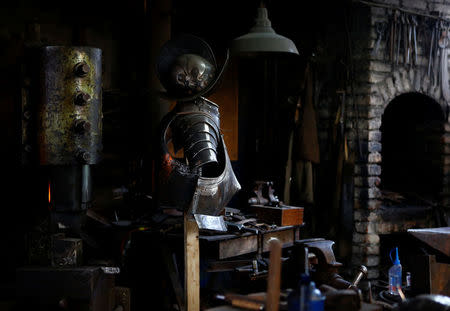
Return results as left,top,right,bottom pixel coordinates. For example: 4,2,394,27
164,223,302,311
407,227,450,296
199,225,301,259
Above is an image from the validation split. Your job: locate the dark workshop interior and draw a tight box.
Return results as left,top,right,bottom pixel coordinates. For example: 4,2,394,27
0,0,450,310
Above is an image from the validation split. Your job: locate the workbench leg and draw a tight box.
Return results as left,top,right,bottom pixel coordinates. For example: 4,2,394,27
266,238,282,311
184,214,200,311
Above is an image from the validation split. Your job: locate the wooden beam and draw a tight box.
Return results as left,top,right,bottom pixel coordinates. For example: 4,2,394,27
184,213,200,311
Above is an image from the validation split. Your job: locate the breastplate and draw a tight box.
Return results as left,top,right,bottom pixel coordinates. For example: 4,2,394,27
157,97,240,215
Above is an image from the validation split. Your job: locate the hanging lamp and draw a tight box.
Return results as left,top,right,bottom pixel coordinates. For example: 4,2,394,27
231,4,299,55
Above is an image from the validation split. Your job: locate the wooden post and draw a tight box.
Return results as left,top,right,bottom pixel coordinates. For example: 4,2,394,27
184,213,200,311
266,238,282,311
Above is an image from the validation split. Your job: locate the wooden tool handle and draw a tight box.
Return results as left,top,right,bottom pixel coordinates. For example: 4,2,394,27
266,238,282,311
219,294,264,311
231,297,264,310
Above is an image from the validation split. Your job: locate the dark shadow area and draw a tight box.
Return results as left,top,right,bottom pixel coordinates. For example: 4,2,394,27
381,92,445,202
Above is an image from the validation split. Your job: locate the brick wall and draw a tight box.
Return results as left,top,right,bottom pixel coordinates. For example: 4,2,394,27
316,0,450,278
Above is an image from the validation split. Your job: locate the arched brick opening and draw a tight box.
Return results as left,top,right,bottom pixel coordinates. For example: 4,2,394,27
347,1,450,281
351,71,447,279
380,92,445,202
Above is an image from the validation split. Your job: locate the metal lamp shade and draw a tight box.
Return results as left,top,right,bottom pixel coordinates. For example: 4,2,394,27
231,7,299,55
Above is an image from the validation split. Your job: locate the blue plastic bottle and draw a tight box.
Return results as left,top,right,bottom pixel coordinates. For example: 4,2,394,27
388,247,402,295
288,274,310,311
308,281,325,311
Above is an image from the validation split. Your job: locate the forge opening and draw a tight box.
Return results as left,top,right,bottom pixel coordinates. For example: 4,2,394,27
380,92,445,203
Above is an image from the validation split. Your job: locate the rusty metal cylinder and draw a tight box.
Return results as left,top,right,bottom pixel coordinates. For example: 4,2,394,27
38,46,102,165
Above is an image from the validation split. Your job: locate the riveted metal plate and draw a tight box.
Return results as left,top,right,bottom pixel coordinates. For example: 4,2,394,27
38,46,102,165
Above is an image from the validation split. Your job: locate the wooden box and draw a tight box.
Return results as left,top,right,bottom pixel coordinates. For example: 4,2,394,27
249,205,304,226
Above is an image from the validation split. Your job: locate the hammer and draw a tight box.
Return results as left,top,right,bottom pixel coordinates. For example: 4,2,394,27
348,265,368,289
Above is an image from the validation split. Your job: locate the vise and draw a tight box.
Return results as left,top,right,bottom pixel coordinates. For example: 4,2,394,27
295,239,368,311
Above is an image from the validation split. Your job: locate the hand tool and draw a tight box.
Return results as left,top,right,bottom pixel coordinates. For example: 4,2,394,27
314,265,367,311
215,293,264,311
406,15,412,65
395,11,402,65
389,12,395,62
433,21,442,87
371,22,385,57
439,26,450,101
402,13,408,64
348,265,368,289
411,15,418,66
428,25,435,77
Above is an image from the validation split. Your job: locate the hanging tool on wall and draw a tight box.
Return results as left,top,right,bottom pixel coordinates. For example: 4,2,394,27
433,21,441,88
402,13,408,65
428,20,437,78
439,25,450,102
395,11,402,65
411,15,418,66
371,22,386,57
406,14,412,65
389,10,396,62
